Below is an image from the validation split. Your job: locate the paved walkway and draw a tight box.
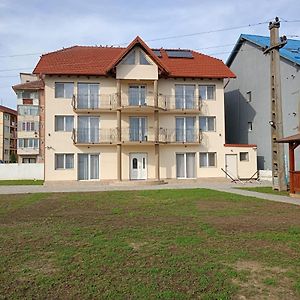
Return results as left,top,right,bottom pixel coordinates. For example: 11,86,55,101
0,179,299,206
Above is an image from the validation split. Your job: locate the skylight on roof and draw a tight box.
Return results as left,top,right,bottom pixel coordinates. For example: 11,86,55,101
165,50,193,58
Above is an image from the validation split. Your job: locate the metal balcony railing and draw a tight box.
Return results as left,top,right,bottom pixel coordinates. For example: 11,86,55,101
71,94,117,111
158,95,202,111
121,128,157,143
159,128,202,143
72,128,118,144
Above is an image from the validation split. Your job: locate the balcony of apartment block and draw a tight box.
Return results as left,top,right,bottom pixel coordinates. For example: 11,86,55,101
72,128,118,145
119,91,165,112
159,128,202,145
158,95,202,113
17,147,39,155
71,94,117,113
120,128,158,144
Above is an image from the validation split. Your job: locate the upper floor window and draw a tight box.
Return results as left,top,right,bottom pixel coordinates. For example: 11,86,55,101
18,105,39,116
176,117,196,142
175,85,196,109
17,91,38,99
77,83,99,109
20,121,38,132
139,51,150,65
18,138,39,149
4,114,9,120
55,116,74,132
199,85,215,100
122,51,136,65
200,116,216,132
55,82,74,98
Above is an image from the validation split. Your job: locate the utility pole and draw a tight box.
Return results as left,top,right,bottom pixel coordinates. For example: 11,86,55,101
264,17,287,191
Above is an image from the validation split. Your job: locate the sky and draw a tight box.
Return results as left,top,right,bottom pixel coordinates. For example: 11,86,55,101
0,0,300,109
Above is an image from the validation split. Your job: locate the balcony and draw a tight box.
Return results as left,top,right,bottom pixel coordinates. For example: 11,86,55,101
72,94,117,113
159,128,202,144
72,128,118,145
158,95,202,112
121,128,157,144
120,91,165,112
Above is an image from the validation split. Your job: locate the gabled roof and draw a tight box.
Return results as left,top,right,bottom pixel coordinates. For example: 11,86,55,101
106,36,169,75
227,34,300,67
12,79,44,91
0,105,17,115
33,36,235,79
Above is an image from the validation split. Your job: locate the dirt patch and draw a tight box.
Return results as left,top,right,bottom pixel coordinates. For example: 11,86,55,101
233,260,297,300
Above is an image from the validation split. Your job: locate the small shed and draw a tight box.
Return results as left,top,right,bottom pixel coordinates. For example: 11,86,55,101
277,133,300,195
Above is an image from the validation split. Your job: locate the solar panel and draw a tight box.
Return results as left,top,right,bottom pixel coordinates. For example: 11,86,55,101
165,50,193,58
152,49,162,57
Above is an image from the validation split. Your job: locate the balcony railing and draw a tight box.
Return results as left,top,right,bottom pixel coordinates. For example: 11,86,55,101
158,95,201,111
72,128,118,144
121,128,157,143
159,128,202,143
72,94,117,111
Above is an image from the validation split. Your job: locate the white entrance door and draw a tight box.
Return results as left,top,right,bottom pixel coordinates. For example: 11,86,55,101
225,154,238,179
130,153,147,180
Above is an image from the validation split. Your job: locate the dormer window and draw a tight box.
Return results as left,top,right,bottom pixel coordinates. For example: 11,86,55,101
122,51,136,65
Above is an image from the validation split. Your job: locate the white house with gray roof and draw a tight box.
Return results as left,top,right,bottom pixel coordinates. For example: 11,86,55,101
225,34,300,179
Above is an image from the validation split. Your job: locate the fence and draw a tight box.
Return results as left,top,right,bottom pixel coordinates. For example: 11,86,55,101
0,163,44,180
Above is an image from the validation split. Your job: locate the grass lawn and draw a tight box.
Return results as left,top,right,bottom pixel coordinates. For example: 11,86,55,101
236,186,289,196
0,180,44,186
1,189,300,299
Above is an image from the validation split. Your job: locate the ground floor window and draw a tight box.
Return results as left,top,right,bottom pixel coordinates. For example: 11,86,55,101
176,153,196,178
199,152,217,167
22,157,36,164
55,154,74,169
78,153,99,180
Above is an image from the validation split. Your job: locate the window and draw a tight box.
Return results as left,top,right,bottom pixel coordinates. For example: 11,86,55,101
129,117,147,141
176,117,196,142
122,51,136,65
77,83,99,109
248,122,253,132
20,121,38,132
200,116,216,132
176,153,196,178
200,152,216,167
18,138,39,149
175,85,195,109
77,116,100,143
4,114,9,120
17,91,38,99
55,116,74,132
240,152,249,161
22,158,36,163
4,126,9,133
199,85,216,100
139,51,150,65
246,91,252,102
55,82,74,98
128,85,146,105
55,154,74,169
18,105,39,116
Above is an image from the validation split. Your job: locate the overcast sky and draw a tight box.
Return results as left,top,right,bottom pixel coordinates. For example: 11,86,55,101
1,0,300,108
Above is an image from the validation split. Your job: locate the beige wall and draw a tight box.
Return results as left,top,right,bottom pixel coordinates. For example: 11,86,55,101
43,75,257,181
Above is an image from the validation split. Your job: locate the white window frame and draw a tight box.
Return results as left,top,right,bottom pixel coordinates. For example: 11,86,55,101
55,82,74,99
199,85,216,101
199,152,217,168
55,153,74,170
240,152,249,162
176,152,196,179
199,116,216,132
55,116,74,132
18,138,39,149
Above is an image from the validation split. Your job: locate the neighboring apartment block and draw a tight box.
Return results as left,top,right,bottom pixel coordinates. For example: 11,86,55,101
225,34,300,175
0,105,17,163
16,36,257,182
12,74,45,163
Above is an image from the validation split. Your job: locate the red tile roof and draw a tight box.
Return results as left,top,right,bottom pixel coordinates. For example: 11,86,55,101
0,105,17,116
12,79,44,91
33,37,235,78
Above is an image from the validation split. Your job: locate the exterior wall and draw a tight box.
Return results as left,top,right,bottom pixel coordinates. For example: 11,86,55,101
43,74,257,181
0,112,4,161
0,163,44,180
225,41,300,170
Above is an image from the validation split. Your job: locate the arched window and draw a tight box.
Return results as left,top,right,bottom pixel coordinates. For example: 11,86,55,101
132,158,138,169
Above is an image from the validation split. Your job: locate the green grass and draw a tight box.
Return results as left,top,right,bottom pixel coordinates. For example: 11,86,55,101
0,179,44,186
1,188,300,299
236,186,289,196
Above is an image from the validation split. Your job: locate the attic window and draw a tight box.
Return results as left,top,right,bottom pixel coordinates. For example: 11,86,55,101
139,51,150,65
123,51,135,65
